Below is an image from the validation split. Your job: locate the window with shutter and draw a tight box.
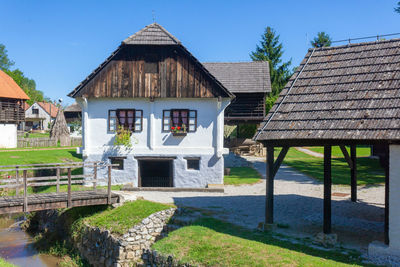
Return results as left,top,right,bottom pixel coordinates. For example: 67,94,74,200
108,109,143,132
162,109,197,132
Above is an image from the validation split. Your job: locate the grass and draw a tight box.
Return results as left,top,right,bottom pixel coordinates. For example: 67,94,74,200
82,200,174,235
0,148,81,166
153,217,368,267
0,258,16,267
306,146,372,158
281,147,384,185
224,167,261,185
24,132,50,138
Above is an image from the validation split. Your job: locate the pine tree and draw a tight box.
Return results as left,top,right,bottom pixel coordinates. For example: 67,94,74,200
395,2,400,13
250,27,292,111
311,32,332,48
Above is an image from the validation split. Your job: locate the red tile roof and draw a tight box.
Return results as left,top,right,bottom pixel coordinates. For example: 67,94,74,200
0,70,30,100
37,102,59,118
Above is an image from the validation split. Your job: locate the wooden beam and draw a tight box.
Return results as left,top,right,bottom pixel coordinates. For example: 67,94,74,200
350,145,357,202
324,145,332,234
384,144,390,245
265,146,274,224
67,168,72,208
339,145,353,169
272,146,289,178
23,170,27,213
108,166,112,205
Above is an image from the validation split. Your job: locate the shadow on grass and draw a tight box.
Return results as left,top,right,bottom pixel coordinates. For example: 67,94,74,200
186,217,368,266
168,193,383,266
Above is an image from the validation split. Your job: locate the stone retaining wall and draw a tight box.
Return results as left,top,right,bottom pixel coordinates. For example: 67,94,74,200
76,208,177,267
140,249,193,267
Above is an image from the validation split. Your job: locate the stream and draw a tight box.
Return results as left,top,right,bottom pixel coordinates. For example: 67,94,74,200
0,215,60,267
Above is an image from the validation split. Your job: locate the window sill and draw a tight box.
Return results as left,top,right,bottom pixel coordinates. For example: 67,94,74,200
171,132,187,137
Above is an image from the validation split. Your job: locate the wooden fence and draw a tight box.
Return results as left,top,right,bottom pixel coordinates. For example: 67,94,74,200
0,162,117,212
17,137,82,148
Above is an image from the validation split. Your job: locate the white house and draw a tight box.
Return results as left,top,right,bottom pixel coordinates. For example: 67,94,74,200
0,70,29,148
23,101,58,131
68,23,234,187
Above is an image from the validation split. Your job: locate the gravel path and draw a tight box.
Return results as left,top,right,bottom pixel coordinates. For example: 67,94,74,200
117,156,385,250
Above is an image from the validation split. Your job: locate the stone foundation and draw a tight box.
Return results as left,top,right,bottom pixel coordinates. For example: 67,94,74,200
76,208,177,267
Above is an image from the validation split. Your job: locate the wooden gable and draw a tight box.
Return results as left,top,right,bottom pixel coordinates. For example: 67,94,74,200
71,45,231,99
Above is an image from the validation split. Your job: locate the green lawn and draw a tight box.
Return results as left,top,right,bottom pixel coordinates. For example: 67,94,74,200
24,132,50,138
306,146,372,158
153,218,367,267
281,148,384,185
0,258,17,267
224,167,261,185
0,148,81,166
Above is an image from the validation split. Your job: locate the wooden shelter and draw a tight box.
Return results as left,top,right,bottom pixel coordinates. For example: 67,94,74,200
203,62,270,123
254,39,400,253
50,109,70,146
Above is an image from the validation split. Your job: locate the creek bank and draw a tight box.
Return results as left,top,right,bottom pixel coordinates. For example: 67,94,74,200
25,202,191,267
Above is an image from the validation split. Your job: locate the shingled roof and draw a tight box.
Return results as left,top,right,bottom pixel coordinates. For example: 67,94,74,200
255,38,400,143
203,62,271,93
0,70,30,100
123,23,180,45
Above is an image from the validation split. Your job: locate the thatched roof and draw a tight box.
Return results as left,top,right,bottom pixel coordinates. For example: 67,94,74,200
203,62,271,93
255,38,400,143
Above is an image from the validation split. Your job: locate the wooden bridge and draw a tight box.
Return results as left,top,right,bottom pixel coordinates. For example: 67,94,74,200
0,162,120,214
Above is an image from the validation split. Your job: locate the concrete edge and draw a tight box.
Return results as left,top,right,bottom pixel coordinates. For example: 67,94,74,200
121,187,224,193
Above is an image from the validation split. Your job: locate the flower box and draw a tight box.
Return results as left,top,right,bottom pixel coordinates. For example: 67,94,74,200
172,132,187,137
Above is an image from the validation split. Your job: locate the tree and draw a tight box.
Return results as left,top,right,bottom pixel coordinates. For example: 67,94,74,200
311,32,332,48
250,26,292,111
395,2,400,13
0,44,14,71
0,43,45,105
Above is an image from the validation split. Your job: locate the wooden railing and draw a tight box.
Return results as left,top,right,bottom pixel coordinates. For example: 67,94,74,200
0,162,117,212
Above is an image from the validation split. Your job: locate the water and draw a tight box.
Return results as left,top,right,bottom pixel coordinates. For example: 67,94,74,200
0,216,60,267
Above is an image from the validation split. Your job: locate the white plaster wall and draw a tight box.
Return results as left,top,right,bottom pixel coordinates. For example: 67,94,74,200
0,124,17,148
79,97,229,187
389,145,400,249
82,98,230,156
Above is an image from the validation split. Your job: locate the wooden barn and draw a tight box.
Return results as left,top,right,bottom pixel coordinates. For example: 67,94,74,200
254,39,400,259
0,70,29,148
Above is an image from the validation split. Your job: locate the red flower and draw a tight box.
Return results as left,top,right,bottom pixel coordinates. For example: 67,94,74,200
171,127,175,130
177,126,181,130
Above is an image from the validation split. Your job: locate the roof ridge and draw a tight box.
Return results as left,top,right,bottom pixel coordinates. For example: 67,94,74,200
122,23,180,45
308,38,400,52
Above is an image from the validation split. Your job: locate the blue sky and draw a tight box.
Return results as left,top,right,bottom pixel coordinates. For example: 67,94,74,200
1,0,399,105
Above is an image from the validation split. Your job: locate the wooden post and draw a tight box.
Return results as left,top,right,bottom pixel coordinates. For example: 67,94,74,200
23,170,27,212
265,146,274,224
93,163,97,190
67,168,72,208
384,144,390,245
107,165,112,204
323,145,332,234
15,166,19,196
350,145,357,202
56,167,60,193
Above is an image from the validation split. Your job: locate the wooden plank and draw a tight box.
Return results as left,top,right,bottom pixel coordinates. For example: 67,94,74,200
350,145,357,202
23,170,27,212
266,146,274,224
67,168,72,208
272,146,289,178
93,163,97,190
15,167,19,196
323,145,332,234
176,55,182,97
56,167,60,193
339,145,353,169
108,166,112,204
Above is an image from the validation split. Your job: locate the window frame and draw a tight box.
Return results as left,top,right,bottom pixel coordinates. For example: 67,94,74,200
32,108,39,115
109,156,126,170
185,157,200,170
108,109,143,133
163,109,197,133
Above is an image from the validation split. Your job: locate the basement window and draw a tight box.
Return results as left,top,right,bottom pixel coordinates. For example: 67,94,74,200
109,157,126,170
186,158,200,170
